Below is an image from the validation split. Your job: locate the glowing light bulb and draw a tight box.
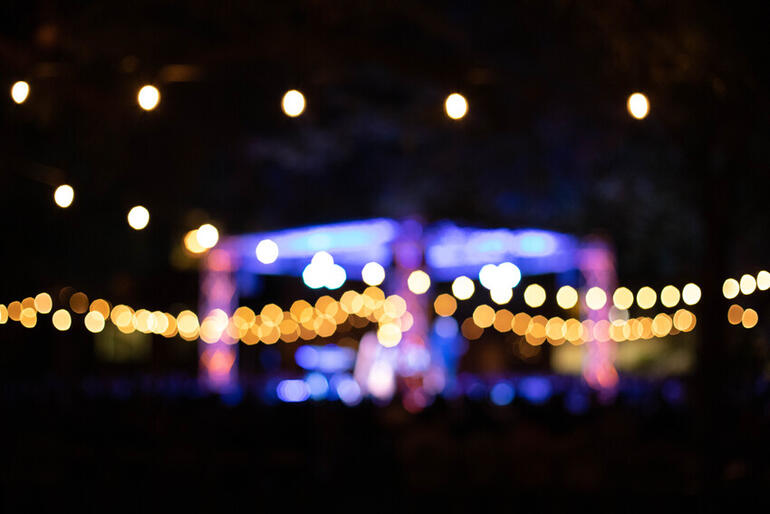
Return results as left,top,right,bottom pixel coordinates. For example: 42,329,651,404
740,274,757,295
407,270,431,294
54,184,74,208
137,85,160,110
445,93,468,120
585,287,607,310
127,205,150,230
196,224,219,249
556,285,579,310
490,287,513,305
627,92,649,119
523,284,546,308
11,81,29,104
682,283,701,305
636,286,657,309
757,270,770,291
361,262,385,286
282,89,305,117
613,287,634,310
452,276,475,300
722,278,739,299
660,285,680,308
184,230,207,254
52,309,71,331
255,239,279,264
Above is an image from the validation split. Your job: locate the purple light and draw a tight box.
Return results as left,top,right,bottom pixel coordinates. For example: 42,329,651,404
518,376,552,404
276,379,310,402
334,375,362,406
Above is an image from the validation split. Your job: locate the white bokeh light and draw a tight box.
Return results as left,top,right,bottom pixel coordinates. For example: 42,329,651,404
255,239,279,264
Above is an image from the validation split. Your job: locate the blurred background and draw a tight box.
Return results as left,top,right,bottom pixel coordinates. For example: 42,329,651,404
2,0,770,509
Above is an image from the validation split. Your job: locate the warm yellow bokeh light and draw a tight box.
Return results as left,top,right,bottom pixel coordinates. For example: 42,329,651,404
127,205,150,230
636,286,657,309
585,287,607,310
377,323,402,347
52,309,71,331
90,299,111,319
255,239,279,264
757,271,770,291
184,230,207,254
660,285,680,308
727,304,743,325
722,278,739,299
20,308,37,328
739,274,757,295
84,311,106,333
524,284,546,308
11,81,29,104
69,292,89,314
196,223,219,249
434,293,457,317
451,276,475,300
282,89,305,117
137,85,160,110
556,285,578,310
445,93,468,120
472,304,496,328
34,292,53,314
627,92,649,119
407,270,431,294
682,283,701,305
742,308,758,329
54,184,75,208
612,287,634,310
361,262,386,286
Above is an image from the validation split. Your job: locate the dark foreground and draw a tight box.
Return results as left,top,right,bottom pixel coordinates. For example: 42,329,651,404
2,377,770,512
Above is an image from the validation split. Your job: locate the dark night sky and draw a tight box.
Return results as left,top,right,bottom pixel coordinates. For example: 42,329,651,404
2,0,770,309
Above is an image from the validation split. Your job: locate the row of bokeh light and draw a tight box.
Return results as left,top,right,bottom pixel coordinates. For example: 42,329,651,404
11,80,651,121
0,284,693,347
0,287,416,347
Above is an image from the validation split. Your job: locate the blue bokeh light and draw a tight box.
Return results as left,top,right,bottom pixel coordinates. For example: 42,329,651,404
490,381,516,405
276,379,310,403
518,376,552,405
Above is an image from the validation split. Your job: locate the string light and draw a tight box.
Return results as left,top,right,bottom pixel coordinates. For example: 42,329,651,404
196,224,219,249
451,276,475,300
722,278,740,299
556,285,579,310
445,93,468,120
407,270,431,294
54,184,75,208
524,284,546,308
255,239,279,264
636,286,657,309
627,92,649,119
740,274,757,295
137,85,160,110
282,89,305,117
11,81,29,104
612,287,634,310
127,205,150,230
585,287,607,310
757,271,770,291
361,262,386,286
682,283,701,305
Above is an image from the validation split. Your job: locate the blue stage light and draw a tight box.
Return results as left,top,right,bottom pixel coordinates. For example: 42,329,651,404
277,379,310,402
518,376,552,404
490,381,516,405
